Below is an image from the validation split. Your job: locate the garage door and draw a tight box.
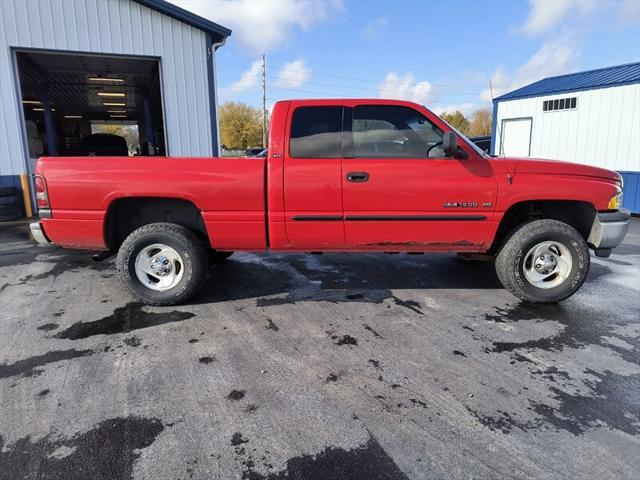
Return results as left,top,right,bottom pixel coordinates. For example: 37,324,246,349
500,118,532,157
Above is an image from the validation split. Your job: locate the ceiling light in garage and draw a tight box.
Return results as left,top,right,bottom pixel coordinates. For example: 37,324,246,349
97,92,126,97
22,100,41,105
103,102,126,107
110,115,127,118
32,108,55,112
89,77,124,83
107,110,127,113
64,115,82,119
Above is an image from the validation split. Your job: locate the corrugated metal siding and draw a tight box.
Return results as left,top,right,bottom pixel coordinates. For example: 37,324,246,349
619,172,640,213
0,0,214,177
494,84,640,172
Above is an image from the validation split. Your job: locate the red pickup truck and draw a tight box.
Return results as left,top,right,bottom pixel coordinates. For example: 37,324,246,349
30,99,630,305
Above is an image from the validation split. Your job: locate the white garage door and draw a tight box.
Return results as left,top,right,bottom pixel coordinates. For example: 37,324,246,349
500,118,532,157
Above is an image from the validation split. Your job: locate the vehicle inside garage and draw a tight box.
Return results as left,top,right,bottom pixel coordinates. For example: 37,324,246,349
15,50,166,159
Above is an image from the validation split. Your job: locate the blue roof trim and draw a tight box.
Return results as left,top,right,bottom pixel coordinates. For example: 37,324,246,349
496,62,640,101
133,0,231,40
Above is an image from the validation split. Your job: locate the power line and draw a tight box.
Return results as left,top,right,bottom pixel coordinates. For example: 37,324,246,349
267,76,490,95
264,64,508,88
267,85,483,105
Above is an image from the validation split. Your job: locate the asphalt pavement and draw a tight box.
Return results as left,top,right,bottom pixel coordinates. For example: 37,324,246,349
1,219,638,480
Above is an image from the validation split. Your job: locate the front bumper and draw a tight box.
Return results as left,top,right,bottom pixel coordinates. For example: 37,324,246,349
29,222,51,245
587,209,631,256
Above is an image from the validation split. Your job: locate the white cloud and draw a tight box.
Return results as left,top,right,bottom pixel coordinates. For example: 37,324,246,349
168,0,343,52
363,17,388,40
617,0,640,27
481,34,578,101
275,59,310,88
378,72,435,104
227,60,262,93
517,0,602,36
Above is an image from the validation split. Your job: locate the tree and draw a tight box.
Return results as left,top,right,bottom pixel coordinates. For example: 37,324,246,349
219,102,263,150
468,109,492,137
440,111,470,135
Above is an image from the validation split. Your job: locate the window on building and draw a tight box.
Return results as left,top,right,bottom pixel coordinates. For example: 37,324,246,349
352,105,444,158
543,96,577,112
290,106,343,158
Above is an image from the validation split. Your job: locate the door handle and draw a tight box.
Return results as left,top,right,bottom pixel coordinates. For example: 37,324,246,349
346,172,369,182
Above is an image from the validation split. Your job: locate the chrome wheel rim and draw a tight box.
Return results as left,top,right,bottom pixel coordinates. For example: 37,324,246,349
523,241,573,289
134,243,184,291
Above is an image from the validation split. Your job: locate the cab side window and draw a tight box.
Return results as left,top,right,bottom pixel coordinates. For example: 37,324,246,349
353,105,444,158
290,106,343,158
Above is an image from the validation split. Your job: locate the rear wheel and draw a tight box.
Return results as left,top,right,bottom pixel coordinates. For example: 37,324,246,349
116,222,208,305
495,219,589,303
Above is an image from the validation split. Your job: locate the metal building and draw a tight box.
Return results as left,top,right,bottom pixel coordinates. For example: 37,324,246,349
491,62,640,213
0,0,230,209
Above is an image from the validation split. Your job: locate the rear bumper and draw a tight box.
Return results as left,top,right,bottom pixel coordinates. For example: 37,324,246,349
587,209,631,253
29,222,51,245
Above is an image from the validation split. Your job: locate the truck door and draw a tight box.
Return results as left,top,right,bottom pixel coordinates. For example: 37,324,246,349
283,103,345,248
341,103,497,248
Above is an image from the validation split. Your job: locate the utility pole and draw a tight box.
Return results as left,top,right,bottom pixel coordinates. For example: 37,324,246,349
262,53,267,148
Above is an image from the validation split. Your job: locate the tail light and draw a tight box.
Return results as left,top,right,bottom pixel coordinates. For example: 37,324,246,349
34,175,50,209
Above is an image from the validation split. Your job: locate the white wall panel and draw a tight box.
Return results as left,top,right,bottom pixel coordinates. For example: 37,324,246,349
495,84,640,172
0,0,215,176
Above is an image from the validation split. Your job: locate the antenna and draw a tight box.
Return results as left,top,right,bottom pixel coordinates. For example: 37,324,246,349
262,53,267,149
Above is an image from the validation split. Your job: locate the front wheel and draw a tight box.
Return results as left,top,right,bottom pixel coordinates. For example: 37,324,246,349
116,222,208,305
495,219,590,303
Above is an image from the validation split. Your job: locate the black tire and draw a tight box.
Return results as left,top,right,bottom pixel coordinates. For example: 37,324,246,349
116,222,208,306
0,195,20,206
495,219,590,303
0,186,18,196
0,202,21,214
0,211,22,222
208,250,234,264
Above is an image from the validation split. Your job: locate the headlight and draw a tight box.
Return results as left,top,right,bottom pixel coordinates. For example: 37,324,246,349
608,188,623,210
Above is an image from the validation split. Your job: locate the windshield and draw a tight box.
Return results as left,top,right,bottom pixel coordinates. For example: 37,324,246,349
435,115,489,158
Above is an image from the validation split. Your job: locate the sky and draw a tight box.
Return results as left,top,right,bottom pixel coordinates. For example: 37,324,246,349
169,0,640,115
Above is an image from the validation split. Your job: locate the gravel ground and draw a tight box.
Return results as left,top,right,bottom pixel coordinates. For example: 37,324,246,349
0,220,638,480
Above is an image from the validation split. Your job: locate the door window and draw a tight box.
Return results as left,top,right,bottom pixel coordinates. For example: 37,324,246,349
352,105,444,158
290,106,343,158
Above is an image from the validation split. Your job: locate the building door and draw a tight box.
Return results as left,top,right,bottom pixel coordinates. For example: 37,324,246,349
500,118,532,157
342,103,497,248
283,104,345,248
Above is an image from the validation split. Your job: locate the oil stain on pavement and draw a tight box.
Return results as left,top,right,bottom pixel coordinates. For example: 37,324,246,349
468,302,640,436
0,416,164,480
54,303,195,340
239,436,409,480
0,349,94,379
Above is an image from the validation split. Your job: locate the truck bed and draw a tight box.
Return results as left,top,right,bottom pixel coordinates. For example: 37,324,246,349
36,156,267,250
